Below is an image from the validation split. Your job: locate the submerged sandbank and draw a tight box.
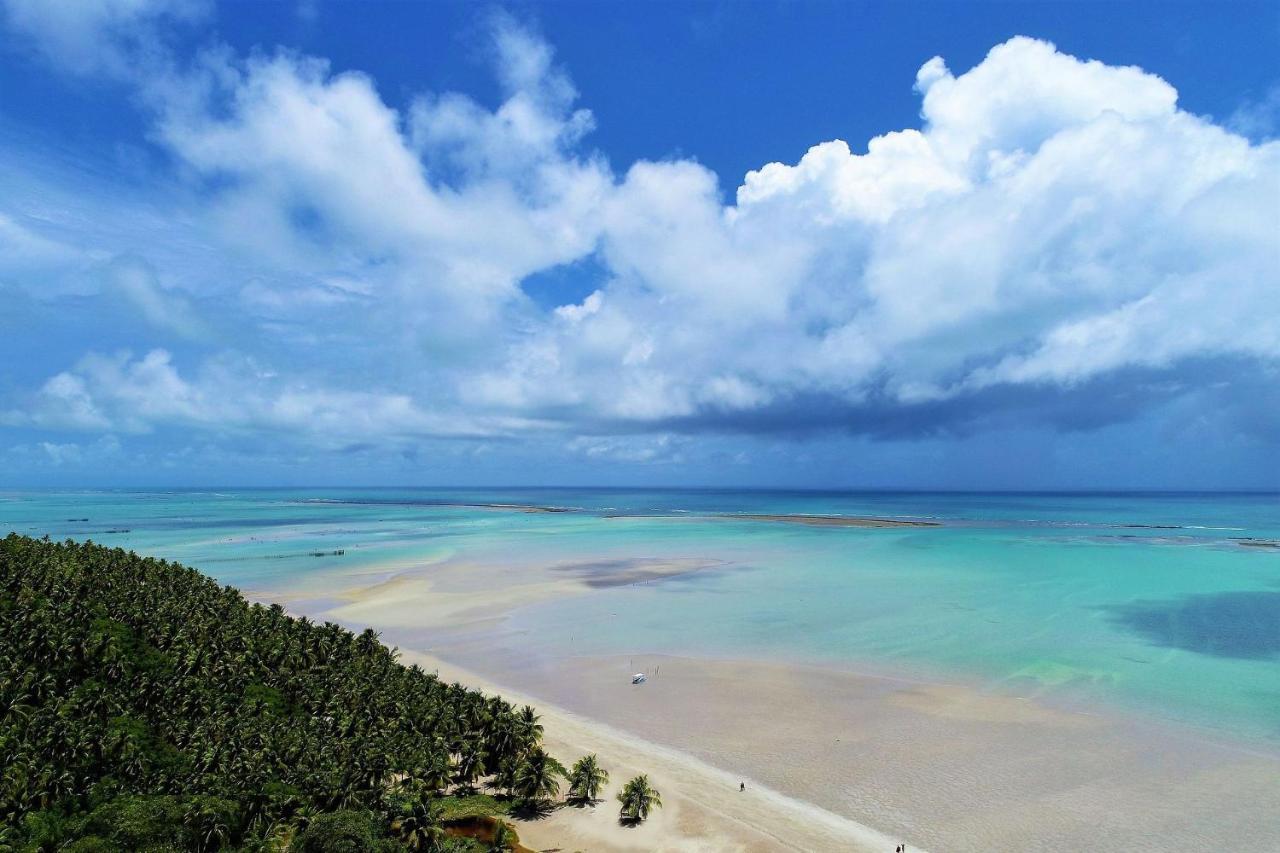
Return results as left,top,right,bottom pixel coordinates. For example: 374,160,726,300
297,555,727,633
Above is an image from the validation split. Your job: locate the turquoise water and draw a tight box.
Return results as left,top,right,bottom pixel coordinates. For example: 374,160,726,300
3,488,1278,740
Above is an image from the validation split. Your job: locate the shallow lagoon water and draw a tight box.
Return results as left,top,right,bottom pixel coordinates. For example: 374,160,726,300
3,488,1277,740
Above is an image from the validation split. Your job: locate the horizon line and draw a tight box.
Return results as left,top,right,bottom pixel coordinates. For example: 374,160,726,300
3,485,1277,496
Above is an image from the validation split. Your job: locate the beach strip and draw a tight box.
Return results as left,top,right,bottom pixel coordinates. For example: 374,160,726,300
408,651,911,853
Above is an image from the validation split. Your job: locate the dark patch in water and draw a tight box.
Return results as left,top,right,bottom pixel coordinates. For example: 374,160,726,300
1107,591,1280,660
200,549,348,563
550,557,721,588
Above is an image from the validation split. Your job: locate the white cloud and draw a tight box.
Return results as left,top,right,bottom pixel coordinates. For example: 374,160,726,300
146,28,609,331
3,372,111,431
107,257,210,339
914,37,1178,169
0,212,84,276
409,15,597,185
567,434,685,464
39,441,82,465
0,14,1275,450
1229,84,1280,143
3,349,549,443
2,0,205,75
470,37,1278,433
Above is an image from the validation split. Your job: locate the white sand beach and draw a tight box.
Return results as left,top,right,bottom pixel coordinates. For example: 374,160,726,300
411,652,908,853
440,651,1280,853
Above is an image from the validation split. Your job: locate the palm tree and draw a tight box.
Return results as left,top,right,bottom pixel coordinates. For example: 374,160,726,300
511,748,567,805
182,799,233,852
616,775,662,824
391,796,447,852
417,750,453,793
453,747,487,792
567,754,609,804
513,705,543,751
487,819,514,852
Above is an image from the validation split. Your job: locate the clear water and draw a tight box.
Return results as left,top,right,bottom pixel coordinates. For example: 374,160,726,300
3,488,1277,740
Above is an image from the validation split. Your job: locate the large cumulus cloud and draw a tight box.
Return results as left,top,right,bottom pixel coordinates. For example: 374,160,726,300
473,37,1278,437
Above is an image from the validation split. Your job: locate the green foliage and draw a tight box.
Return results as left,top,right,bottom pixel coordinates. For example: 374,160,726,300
434,795,509,822
566,755,608,804
616,775,661,824
18,807,83,850
61,837,121,853
80,794,188,849
510,749,566,806
0,535,558,850
486,820,513,853
291,809,380,853
386,795,447,852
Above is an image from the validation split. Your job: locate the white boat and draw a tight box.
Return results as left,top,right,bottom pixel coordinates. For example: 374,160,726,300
631,673,647,684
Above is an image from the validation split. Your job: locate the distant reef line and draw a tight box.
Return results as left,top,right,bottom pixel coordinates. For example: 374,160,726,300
285,498,1280,546
294,497,942,527
713,513,940,528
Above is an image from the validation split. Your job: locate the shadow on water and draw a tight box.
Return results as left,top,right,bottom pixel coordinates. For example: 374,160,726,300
1107,591,1280,660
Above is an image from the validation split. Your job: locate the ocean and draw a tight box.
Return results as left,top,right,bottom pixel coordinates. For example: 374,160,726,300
3,487,1277,741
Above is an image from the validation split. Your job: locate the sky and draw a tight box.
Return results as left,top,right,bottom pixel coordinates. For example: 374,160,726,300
0,0,1276,490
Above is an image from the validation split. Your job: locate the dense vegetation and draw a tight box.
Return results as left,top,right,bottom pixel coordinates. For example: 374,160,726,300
0,534,600,851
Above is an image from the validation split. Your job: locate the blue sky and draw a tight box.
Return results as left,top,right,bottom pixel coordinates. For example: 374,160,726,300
0,1,1276,489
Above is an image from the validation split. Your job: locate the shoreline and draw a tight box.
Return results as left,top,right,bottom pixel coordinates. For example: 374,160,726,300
264,554,1280,852
267,559,924,850
421,648,1280,853
408,650,909,852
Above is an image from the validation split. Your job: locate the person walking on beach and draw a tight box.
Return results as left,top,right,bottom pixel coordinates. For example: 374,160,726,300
739,782,745,792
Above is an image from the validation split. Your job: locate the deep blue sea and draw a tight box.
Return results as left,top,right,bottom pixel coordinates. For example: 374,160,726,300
3,488,1278,740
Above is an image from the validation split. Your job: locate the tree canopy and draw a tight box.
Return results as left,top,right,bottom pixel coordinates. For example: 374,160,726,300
0,535,545,851
616,776,662,824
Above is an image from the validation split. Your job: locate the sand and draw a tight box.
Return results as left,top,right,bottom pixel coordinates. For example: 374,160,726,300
410,651,906,853
440,652,1280,853
273,556,1280,853
306,555,725,634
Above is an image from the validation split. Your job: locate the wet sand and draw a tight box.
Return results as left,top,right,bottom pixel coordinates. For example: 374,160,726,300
411,651,905,853
437,651,1280,853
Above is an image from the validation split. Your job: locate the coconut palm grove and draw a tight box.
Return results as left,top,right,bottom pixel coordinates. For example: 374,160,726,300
0,535,659,851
